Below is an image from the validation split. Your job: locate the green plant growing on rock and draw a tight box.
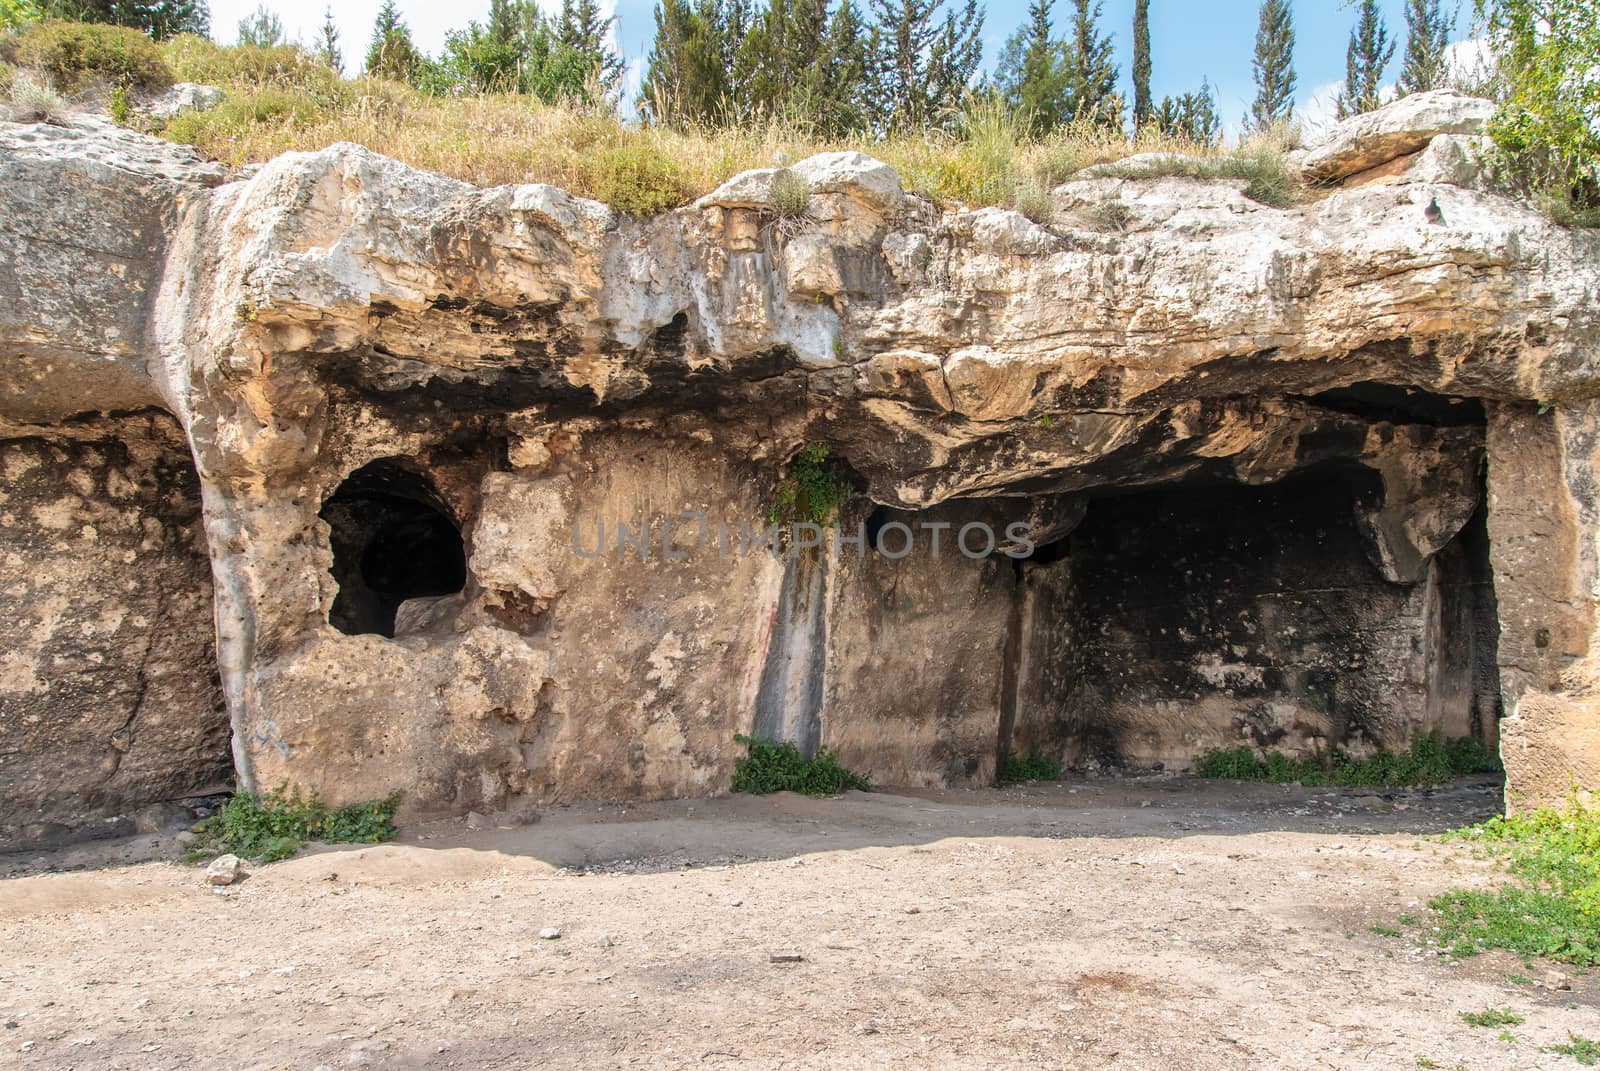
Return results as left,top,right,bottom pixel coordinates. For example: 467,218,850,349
1547,1034,1600,1066
769,168,812,219
769,443,851,527
1459,1007,1524,1028
731,734,870,796
190,784,402,863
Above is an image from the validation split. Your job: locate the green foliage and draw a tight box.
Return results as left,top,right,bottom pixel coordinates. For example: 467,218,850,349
12,19,172,93
1001,750,1062,783
1547,1034,1600,1066
160,35,340,96
769,167,811,218
1155,79,1221,146
869,0,984,131
365,0,423,82
731,734,871,796
1475,0,1600,222
1248,0,1296,130
1,0,42,32
770,442,852,527
164,88,323,144
106,76,126,121
236,4,285,49
1337,0,1395,119
1194,732,1495,788
592,140,691,214
6,66,65,119
191,784,402,863
1459,1007,1525,1028
39,0,208,40
1130,0,1149,130
1399,0,1450,95
994,0,1069,135
1426,799,1600,966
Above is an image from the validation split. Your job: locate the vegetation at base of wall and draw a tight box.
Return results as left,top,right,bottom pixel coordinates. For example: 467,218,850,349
189,784,402,863
730,734,870,797
1193,732,1494,788
1420,798,1600,967
769,443,852,528
1001,750,1062,783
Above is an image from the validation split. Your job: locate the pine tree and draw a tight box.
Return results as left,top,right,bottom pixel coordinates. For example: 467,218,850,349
487,0,519,45
556,0,625,93
236,4,284,47
1337,0,1395,118
1156,77,1220,144
316,4,341,72
640,0,732,125
1248,0,1296,130
812,0,871,134
1063,0,1119,130
994,0,1069,133
42,1,210,39
868,0,983,131
366,0,423,82
1131,0,1151,131
1398,0,1450,95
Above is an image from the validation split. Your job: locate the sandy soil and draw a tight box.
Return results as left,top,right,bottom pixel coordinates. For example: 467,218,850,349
2,774,1596,1070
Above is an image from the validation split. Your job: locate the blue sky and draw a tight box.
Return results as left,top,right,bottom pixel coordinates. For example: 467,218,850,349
208,0,1472,132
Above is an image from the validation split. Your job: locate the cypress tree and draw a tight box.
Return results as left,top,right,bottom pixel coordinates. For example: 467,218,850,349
316,4,342,72
366,0,423,81
1156,78,1220,145
1337,0,1395,118
1063,0,1118,130
640,0,732,125
1248,0,1296,130
236,4,284,47
1131,0,1151,131
995,0,1069,134
813,0,871,135
868,0,983,131
1398,0,1450,95
557,0,625,93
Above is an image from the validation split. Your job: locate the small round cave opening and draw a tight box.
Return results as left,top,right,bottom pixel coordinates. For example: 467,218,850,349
320,458,466,638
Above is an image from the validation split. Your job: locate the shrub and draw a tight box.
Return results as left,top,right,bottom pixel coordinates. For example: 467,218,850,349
163,88,324,149
769,443,851,527
591,140,690,215
191,784,402,863
731,734,870,796
160,34,338,97
1001,750,1062,783
1011,178,1054,223
13,20,172,95
769,167,811,219
1476,0,1600,223
5,66,62,120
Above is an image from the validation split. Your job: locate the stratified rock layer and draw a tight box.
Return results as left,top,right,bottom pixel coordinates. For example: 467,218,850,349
2,94,1597,841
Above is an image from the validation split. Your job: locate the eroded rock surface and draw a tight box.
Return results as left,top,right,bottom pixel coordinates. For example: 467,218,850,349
2,91,1597,830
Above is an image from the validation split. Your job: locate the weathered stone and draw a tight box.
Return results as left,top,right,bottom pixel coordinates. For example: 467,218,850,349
1301,90,1495,184
2,89,1599,823
141,83,224,122
206,854,242,885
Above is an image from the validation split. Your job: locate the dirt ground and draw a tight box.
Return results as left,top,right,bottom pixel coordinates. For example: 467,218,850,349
3,774,1597,1070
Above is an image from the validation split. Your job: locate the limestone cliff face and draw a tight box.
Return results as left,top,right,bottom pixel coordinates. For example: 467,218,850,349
2,93,1597,840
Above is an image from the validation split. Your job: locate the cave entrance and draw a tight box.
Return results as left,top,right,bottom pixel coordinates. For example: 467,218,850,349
1005,461,1502,774
320,458,467,638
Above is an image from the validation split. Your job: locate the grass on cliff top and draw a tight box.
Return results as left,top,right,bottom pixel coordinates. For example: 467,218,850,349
1,29,1299,215
190,784,402,863
1420,798,1600,967
731,734,870,797
1194,732,1494,789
